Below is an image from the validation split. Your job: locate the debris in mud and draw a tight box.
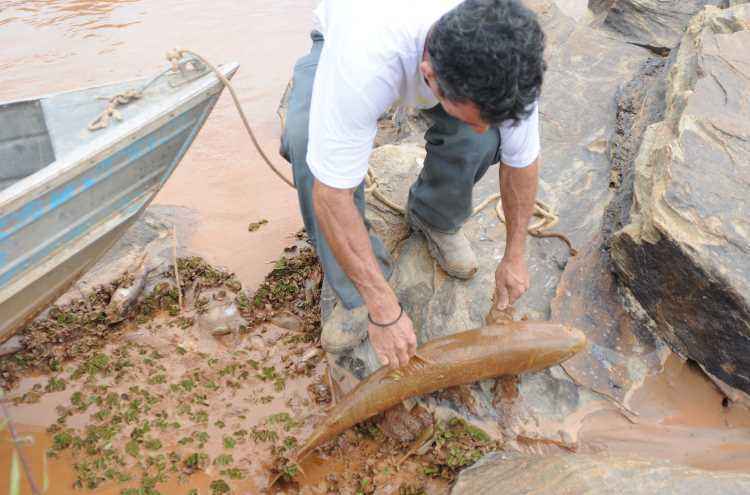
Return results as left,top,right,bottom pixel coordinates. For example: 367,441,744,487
248,219,269,232
175,256,243,294
1,237,499,495
0,243,321,390
307,379,332,405
0,273,129,390
273,415,498,493
0,241,334,494
421,417,501,482
238,245,323,340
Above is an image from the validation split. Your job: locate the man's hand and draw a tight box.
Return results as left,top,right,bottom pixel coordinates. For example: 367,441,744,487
492,160,538,314
368,310,417,369
493,256,530,311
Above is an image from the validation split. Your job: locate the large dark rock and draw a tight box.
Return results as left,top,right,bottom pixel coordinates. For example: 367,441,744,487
590,0,729,50
327,0,656,449
611,5,750,395
451,453,750,494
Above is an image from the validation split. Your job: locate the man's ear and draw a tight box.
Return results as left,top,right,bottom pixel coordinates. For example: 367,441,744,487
420,60,435,81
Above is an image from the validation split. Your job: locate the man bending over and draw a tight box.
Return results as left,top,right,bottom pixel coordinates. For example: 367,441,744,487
280,0,546,368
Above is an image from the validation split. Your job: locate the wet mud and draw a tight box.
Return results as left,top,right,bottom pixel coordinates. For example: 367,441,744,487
0,247,493,494
578,355,750,472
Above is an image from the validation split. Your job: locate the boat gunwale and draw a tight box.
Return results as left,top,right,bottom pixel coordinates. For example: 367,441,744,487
0,62,240,212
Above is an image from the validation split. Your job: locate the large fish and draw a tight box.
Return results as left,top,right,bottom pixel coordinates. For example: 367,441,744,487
286,321,586,469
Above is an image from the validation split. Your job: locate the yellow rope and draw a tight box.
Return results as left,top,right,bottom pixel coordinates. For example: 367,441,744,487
366,170,577,256
88,89,143,131
165,48,295,188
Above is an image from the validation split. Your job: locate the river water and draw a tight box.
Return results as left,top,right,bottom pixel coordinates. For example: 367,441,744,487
0,0,315,291
4,1,750,494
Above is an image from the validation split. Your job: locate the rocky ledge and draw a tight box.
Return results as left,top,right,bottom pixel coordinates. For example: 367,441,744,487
451,453,750,494
611,4,750,397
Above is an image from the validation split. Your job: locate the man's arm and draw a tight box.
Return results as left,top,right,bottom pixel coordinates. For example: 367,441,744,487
312,179,417,368
493,158,539,310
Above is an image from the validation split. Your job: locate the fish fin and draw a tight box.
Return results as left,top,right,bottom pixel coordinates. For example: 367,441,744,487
413,352,435,366
327,365,340,405
379,370,403,384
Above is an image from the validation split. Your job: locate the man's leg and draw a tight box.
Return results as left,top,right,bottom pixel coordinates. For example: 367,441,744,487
280,32,393,352
407,104,502,278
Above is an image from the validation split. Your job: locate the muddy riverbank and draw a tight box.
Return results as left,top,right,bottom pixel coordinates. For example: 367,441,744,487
2,242,750,495
0,241,492,494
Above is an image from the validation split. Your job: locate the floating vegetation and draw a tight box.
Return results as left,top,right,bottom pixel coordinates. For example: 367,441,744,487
0,244,485,493
238,244,322,340
420,418,500,481
247,219,269,232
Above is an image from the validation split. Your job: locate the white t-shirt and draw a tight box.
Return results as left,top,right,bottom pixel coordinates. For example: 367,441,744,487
308,0,541,189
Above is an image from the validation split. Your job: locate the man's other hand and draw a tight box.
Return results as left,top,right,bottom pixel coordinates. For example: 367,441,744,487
493,256,530,311
369,311,417,369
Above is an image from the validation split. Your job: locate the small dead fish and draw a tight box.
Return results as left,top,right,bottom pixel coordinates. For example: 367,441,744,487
274,321,586,482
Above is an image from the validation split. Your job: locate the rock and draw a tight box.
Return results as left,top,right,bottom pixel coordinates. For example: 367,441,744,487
374,105,431,148
554,0,594,21
0,336,23,357
197,299,246,336
602,57,669,244
105,253,151,322
327,0,653,449
364,144,425,253
550,234,669,411
611,5,750,394
377,403,433,443
592,0,728,51
259,323,287,346
270,311,304,332
450,453,750,494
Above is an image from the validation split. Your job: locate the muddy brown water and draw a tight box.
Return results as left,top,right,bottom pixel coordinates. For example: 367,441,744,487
0,0,313,291
3,1,750,494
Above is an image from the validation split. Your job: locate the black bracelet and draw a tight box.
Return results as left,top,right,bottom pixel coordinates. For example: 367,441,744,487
368,303,404,328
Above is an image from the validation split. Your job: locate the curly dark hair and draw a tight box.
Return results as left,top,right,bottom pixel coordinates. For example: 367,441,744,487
427,0,546,126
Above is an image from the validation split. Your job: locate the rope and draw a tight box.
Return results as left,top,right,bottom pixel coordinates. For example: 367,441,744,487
366,169,577,256
87,48,295,188
88,66,172,132
88,89,143,131
165,48,295,188
87,48,574,255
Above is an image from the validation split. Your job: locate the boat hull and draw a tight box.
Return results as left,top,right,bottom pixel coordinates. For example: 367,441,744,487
0,63,238,341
